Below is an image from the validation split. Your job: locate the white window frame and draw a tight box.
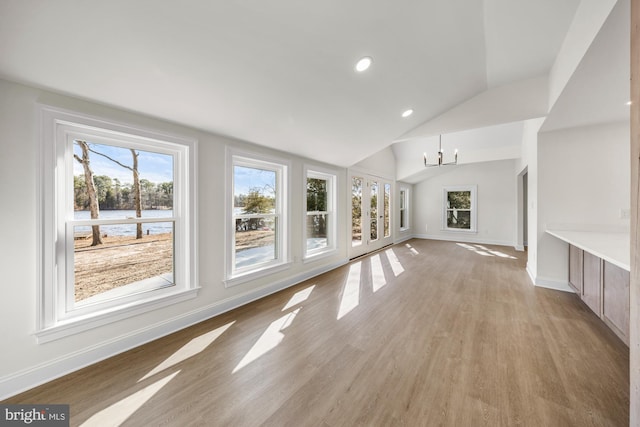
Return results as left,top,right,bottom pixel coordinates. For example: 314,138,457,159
38,106,198,343
399,187,410,231
442,185,477,233
303,165,337,260
225,149,290,286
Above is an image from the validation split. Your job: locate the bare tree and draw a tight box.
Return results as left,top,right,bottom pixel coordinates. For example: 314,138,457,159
74,141,103,246
131,149,143,238
86,147,144,239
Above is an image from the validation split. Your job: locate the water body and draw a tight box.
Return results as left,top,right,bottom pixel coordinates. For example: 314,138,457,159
74,210,173,236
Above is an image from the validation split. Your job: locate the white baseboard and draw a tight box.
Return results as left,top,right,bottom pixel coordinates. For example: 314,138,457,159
0,259,348,400
393,234,414,244
413,234,515,248
533,276,573,293
525,263,573,293
526,263,536,286
515,245,525,251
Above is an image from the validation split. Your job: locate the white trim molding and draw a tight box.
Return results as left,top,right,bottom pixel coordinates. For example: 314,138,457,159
442,185,477,233
414,234,515,248
37,105,199,342
225,147,291,286
532,276,574,293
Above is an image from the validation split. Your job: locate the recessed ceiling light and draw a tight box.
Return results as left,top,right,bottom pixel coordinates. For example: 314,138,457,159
355,57,372,72
402,109,414,118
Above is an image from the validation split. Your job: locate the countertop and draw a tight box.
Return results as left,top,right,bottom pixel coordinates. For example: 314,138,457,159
546,229,630,271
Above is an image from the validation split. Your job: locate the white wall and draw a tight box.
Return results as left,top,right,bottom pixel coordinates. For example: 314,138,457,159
534,121,630,288
517,117,545,282
0,78,355,398
413,159,517,247
548,0,617,108
351,146,396,180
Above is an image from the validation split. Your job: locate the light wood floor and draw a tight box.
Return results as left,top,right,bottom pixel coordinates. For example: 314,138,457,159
5,240,629,426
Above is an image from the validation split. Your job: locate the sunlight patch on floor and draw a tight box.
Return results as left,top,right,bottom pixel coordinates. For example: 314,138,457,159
337,261,361,319
370,254,386,292
282,284,315,311
139,322,235,382
232,309,300,373
385,249,405,277
456,243,517,259
474,244,517,259
405,243,419,255
81,371,180,427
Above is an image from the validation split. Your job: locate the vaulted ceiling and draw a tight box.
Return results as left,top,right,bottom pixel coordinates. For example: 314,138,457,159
0,0,581,167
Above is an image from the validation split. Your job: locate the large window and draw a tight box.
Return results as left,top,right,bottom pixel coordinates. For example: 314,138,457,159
399,187,409,231
227,152,289,283
442,185,477,232
39,107,197,342
304,167,337,259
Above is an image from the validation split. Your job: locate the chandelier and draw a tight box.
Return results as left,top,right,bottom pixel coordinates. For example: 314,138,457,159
423,135,458,167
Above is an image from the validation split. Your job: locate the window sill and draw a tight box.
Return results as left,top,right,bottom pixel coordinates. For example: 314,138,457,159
441,228,477,233
224,261,292,288
35,287,200,344
303,248,337,264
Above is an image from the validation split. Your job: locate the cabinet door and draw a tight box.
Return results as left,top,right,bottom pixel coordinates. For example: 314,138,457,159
603,261,630,344
582,252,601,315
568,245,583,294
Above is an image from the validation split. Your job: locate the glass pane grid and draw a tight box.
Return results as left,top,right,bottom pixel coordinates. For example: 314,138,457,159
73,223,174,304
233,163,280,271
447,191,471,209
71,139,176,306
446,210,472,229
306,213,329,251
235,218,277,269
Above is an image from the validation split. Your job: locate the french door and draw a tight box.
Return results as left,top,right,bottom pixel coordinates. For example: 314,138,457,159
350,173,393,259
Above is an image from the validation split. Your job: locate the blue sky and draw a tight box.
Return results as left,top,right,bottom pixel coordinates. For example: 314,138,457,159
73,141,173,184
73,141,278,195
234,166,276,197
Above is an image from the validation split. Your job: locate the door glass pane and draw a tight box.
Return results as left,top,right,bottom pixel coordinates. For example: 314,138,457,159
384,183,391,238
351,177,362,246
370,181,378,241
400,189,406,229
